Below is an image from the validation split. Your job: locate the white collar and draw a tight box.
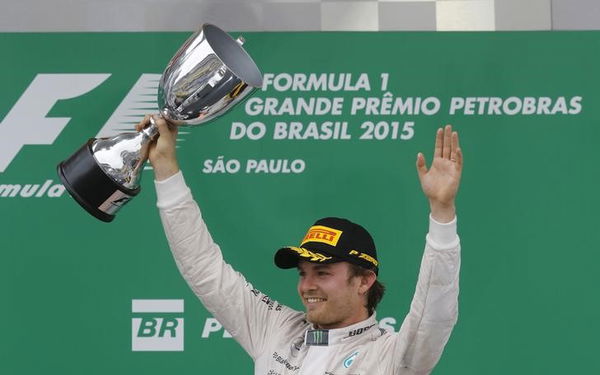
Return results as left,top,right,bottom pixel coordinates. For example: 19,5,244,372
304,313,381,346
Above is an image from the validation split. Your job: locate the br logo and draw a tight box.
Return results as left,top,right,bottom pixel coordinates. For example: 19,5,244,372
131,299,184,352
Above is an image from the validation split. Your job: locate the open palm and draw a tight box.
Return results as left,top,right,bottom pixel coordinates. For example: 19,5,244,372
416,125,463,221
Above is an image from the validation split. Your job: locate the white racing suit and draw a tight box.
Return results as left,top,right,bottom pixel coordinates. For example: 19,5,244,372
156,172,461,375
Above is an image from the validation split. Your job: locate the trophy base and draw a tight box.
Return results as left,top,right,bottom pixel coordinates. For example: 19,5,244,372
57,139,140,222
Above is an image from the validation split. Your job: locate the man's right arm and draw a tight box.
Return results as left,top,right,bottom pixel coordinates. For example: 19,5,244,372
156,171,300,358
143,116,301,359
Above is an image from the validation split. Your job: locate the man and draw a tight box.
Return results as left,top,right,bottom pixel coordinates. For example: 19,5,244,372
138,115,462,374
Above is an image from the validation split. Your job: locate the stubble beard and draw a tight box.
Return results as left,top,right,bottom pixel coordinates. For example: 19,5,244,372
307,309,340,328
305,300,351,329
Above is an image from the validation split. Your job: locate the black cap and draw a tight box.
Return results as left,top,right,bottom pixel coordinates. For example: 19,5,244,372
274,217,379,274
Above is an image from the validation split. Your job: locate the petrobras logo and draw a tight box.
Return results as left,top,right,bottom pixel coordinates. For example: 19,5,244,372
127,299,399,353
197,316,398,339
201,317,233,339
132,299,184,352
301,225,343,247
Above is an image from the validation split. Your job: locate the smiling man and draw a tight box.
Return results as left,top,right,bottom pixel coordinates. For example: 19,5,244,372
275,217,383,331
140,115,463,374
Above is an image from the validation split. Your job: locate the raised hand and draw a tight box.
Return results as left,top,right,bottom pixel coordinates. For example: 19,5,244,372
135,115,180,181
416,125,463,223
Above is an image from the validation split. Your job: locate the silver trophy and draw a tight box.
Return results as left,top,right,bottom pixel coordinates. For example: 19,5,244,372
57,24,263,222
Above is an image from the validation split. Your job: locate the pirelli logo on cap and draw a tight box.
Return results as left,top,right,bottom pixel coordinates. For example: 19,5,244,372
301,225,343,247
349,250,379,267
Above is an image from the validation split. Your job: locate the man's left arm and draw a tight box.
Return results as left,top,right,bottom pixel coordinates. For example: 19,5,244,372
393,125,463,373
394,215,460,374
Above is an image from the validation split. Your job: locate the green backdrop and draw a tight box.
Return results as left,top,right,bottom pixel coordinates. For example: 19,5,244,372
1,31,599,374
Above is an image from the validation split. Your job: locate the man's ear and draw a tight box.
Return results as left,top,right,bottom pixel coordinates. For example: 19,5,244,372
358,271,377,295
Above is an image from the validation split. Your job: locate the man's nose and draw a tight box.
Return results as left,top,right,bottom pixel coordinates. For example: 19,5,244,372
299,274,317,292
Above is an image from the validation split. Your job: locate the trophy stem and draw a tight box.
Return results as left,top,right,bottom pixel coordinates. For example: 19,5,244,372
142,116,160,141
129,115,160,177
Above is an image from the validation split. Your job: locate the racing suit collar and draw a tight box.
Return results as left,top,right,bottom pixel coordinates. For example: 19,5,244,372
304,313,379,346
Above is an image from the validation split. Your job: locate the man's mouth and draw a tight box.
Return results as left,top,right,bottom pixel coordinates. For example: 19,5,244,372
305,297,327,303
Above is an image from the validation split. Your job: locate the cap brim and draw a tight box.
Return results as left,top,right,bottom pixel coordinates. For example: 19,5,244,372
274,246,339,269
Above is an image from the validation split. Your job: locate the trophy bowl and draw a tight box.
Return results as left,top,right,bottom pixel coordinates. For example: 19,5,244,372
57,24,263,222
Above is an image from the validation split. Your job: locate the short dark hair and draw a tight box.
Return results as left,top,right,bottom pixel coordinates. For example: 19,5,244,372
348,263,385,316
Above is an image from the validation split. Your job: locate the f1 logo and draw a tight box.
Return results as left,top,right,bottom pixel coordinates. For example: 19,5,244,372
0,74,110,173
0,73,160,174
131,299,184,352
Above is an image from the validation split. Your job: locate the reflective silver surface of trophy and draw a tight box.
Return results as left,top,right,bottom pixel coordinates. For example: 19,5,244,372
57,24,263,222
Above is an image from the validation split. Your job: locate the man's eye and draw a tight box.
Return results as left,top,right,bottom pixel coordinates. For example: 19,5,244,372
318,272,330,276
